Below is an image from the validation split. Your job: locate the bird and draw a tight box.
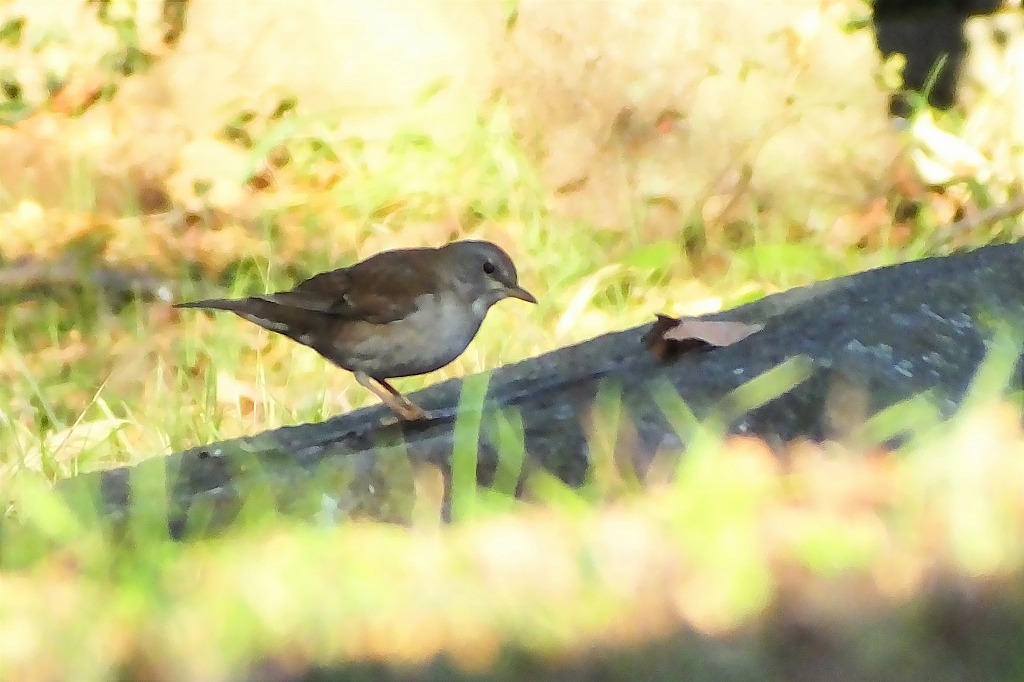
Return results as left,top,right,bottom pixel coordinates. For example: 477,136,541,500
174,240,536,421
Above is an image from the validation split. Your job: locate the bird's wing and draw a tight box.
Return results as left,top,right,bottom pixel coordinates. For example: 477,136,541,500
261,248,441,324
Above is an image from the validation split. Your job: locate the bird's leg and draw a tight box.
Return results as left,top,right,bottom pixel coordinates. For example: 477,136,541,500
354,372,430,421
377,378,434,420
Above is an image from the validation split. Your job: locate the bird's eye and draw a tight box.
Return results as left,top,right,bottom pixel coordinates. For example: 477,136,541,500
482,261,496,275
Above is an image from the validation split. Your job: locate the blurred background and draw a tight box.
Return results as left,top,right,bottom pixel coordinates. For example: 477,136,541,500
2,0,1024,679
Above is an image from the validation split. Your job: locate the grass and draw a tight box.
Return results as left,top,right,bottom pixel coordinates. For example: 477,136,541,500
4,26,1024,676
5,393,1024,680
0,109,874,481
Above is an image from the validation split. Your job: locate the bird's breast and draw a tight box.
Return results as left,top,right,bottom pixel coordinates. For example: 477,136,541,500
330,294,486,378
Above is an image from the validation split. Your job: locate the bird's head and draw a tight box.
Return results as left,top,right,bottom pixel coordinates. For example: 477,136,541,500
440,240,537,316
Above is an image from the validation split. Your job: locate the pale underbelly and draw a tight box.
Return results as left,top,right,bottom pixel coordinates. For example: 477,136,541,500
328,297,485,378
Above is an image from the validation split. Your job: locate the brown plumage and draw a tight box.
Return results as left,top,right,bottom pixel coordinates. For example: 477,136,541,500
175,240,536,420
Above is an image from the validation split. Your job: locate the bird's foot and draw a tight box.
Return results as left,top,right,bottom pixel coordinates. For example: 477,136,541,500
355,373,434,422
390,400,432,422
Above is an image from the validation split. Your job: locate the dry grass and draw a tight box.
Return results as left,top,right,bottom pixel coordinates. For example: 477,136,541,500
3,2,1024,679
5,405,1024,679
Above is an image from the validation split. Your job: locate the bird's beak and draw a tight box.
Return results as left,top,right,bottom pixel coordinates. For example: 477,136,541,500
505,284,537,304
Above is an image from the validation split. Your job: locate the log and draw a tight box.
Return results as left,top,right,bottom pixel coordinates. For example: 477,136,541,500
57,241,1024,534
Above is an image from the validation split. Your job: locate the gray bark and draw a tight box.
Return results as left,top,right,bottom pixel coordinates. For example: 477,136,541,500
58,242,1024,534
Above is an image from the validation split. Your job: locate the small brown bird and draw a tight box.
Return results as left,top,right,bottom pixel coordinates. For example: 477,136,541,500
175,240,536,420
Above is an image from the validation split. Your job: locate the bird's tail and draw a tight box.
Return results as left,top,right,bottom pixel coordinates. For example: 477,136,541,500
174,298,247,312
174,297,318,340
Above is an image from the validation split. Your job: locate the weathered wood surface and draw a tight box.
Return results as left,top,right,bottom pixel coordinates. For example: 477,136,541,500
61,242,1024,531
